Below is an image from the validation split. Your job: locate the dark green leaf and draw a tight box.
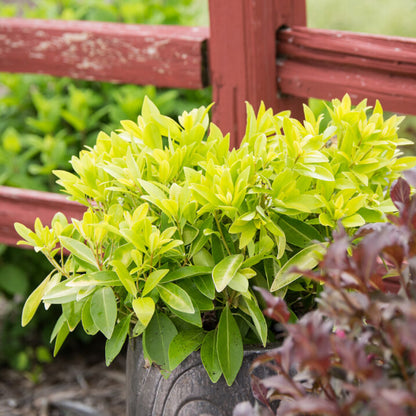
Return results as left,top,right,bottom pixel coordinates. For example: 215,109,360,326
143,312,178,368
201,330,222,383
105,314,131,366
277,214,323,248
243,297,268,346
168,328,205,371
189,216,213,258
211,234,226,263
167,303,202,328
161,266,211,283
194,275,216,300
178,280,214,311
216,305,243,386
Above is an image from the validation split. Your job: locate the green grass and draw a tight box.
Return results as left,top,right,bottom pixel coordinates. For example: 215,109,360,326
307,0,416,37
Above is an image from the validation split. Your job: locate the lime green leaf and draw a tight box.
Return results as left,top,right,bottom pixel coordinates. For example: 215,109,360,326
132,320,146,337
341,213,365,228
111,260,137,297
67,271,121,287
192,248,215,268
183,224,199,245
271,243,328,292
143,312,178,368
62,300,84,331
90,287,117,339
216,305,243,386
168,328,205,371
14,222,41,247
213,254,244,292
227,272,249,293
143,122,162,149
132,297,155,327
201,330,222,383
22,274,52,326
138,179,166,200
43,280,79,304
50,315,70,356
81,297,99,335
158,283,195,314
358,207,384,223
143,269,169,296
59,236,99,270
105,314,131,366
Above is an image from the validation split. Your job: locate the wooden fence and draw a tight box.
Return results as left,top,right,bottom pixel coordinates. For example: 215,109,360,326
0,0,416,246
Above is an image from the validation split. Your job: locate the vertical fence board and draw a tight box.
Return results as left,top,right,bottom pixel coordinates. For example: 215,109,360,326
208,0,306,147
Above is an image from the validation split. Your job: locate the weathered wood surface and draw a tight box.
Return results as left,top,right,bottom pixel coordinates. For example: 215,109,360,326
208,0,306,148
277,26,416,114
0,186,86,246
0,18,209,89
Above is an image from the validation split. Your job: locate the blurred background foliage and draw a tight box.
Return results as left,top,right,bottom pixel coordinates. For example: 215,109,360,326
0,0,415,372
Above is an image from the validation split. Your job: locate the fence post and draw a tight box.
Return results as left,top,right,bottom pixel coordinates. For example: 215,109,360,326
208,0,306,147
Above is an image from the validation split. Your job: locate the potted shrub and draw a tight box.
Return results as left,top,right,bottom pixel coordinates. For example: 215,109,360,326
235,172,416,416
15,95,415,414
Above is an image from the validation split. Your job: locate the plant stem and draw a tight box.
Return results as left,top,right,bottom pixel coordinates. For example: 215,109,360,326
214,212,232,256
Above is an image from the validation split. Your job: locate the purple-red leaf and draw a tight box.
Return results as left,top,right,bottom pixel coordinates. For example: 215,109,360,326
251,375,272,408
278,397,339,415
255,286,290,323
390,177,410,213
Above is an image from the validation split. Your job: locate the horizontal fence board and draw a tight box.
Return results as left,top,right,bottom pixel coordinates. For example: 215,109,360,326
0,186,86,247
277,27,416,114
0,18,209,89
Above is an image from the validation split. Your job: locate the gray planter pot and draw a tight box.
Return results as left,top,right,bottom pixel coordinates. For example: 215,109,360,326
126,337,270,416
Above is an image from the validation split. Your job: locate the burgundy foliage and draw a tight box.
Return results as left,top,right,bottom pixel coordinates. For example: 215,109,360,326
236,172,416,416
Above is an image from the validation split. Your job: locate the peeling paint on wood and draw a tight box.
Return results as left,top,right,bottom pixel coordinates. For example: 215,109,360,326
0,187,86,246
0,18,209,89
277,26,416,114
208,0,306,148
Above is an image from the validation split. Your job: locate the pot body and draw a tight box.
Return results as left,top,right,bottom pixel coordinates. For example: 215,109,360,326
126,337,269,416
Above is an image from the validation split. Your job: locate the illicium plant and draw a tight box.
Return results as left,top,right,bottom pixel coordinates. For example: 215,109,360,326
16,95,416,385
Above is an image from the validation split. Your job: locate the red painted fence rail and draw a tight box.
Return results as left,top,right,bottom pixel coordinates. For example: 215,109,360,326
0,18,209,89
0,0,416,246
277,26,416,115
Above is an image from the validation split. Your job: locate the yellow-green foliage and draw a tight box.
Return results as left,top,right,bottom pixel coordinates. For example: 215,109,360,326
16,95,416,385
